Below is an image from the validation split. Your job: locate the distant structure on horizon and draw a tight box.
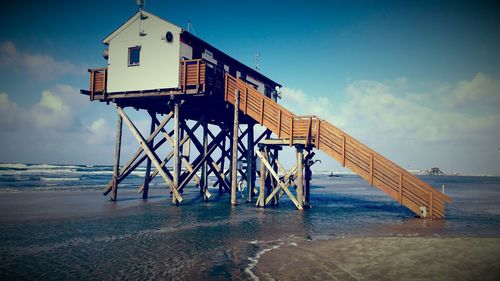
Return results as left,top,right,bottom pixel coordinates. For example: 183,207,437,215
427,167,446,176
80,7,451,218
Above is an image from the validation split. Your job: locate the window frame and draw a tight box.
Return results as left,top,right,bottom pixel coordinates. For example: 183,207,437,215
128,46,141,67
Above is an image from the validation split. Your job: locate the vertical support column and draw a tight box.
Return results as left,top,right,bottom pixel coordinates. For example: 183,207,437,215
304,149,312,208
271,148,279,205
201,120,209,201
111,108,123,201
257,145,267,207
219,124,227,195
172,101,180,205
246,123,255,203
231,90,240,205
143,112,155,199
296,146,304,207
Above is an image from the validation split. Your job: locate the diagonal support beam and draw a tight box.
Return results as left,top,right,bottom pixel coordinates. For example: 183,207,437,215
256,150,302,210
138,133,190,193
150,113,202,188
181,120,232,193
266,163,298,204
116,106,183,203
103,112,173,195
177,126,228,192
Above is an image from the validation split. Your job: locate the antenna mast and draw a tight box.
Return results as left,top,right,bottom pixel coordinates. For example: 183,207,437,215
254,53,261,71
136,0,145,11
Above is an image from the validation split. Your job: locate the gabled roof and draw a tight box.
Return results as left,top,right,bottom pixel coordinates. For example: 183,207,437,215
102,10,181,44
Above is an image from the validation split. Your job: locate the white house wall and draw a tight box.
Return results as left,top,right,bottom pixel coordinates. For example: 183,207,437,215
180,42,192,60
107,14,182,93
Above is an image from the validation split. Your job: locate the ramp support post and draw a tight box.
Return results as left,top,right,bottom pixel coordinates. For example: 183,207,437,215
247,123,255,202
296,145,304,206
231,90,240,205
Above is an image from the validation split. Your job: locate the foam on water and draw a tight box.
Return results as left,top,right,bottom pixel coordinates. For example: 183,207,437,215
40,177,80,181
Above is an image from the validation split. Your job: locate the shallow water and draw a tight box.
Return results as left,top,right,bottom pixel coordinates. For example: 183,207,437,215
0,164,499,280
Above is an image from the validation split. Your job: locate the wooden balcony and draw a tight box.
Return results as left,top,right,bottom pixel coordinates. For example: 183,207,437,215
84,59,223,101
179,59,223,95
89,68,107,101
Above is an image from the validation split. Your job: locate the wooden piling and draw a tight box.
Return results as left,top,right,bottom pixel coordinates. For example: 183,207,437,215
142,112,155,199
296,146,304,207
219,124,227,195
173,101,180,205
258,146,266,207
231,90,240,205
247,123,255,203
201,119,209,201
271,148,279,205
304,149,312,208
111,108,123,201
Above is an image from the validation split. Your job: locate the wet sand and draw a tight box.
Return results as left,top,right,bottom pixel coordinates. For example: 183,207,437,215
254,237,500,281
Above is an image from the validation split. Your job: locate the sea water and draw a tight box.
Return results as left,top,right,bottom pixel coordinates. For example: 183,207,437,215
0,163,499,280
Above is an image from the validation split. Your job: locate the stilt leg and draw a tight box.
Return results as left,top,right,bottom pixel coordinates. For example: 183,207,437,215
296,146,304,207
304,150,311,208
231,90,240,205
172,101,180,205
257,145,267,207
143,112,155,199
201,120,209,201
246,123,255,202
111,109,123,201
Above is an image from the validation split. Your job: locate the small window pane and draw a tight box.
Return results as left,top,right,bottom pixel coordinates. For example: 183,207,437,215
128,47,140,66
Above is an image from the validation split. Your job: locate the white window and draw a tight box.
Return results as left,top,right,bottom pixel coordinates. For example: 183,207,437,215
128,46,140,66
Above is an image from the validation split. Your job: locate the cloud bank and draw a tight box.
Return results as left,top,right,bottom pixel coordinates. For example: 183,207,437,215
0,41,82,80
281,73,500,174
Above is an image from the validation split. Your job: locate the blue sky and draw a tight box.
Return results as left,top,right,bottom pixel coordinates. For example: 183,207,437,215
0,0,499,175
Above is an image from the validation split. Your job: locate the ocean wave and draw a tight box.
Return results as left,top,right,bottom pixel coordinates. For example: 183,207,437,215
0,163,28,169
40,177,80,181
28,164,83,169
245,244,281,281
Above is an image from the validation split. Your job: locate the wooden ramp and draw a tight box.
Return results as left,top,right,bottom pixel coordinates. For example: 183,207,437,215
225,74,451,218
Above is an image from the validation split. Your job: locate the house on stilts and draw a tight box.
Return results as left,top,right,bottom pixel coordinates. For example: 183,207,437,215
81,8,451,218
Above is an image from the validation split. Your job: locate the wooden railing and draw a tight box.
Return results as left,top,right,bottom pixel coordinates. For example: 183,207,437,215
179,59,206,93
89,68,107,100
224,73,451,218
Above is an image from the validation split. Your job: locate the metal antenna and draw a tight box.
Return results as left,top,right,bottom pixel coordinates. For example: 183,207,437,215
187,20,198,35
136,0,145,11
254,53,261,71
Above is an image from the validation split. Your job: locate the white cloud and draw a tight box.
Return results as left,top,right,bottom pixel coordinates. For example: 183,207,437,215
31,90,75,130
279,73,500,174
0,92,29,130
444,72,500,112
0,41,81,80
86,118,113,145
340,79,499,143
0,85,86,132
282,73,500,144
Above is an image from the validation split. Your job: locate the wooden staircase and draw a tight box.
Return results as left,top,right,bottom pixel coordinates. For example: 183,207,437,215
224,74,451,218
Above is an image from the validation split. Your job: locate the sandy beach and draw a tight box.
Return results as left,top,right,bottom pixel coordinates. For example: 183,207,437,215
253,237,500,281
